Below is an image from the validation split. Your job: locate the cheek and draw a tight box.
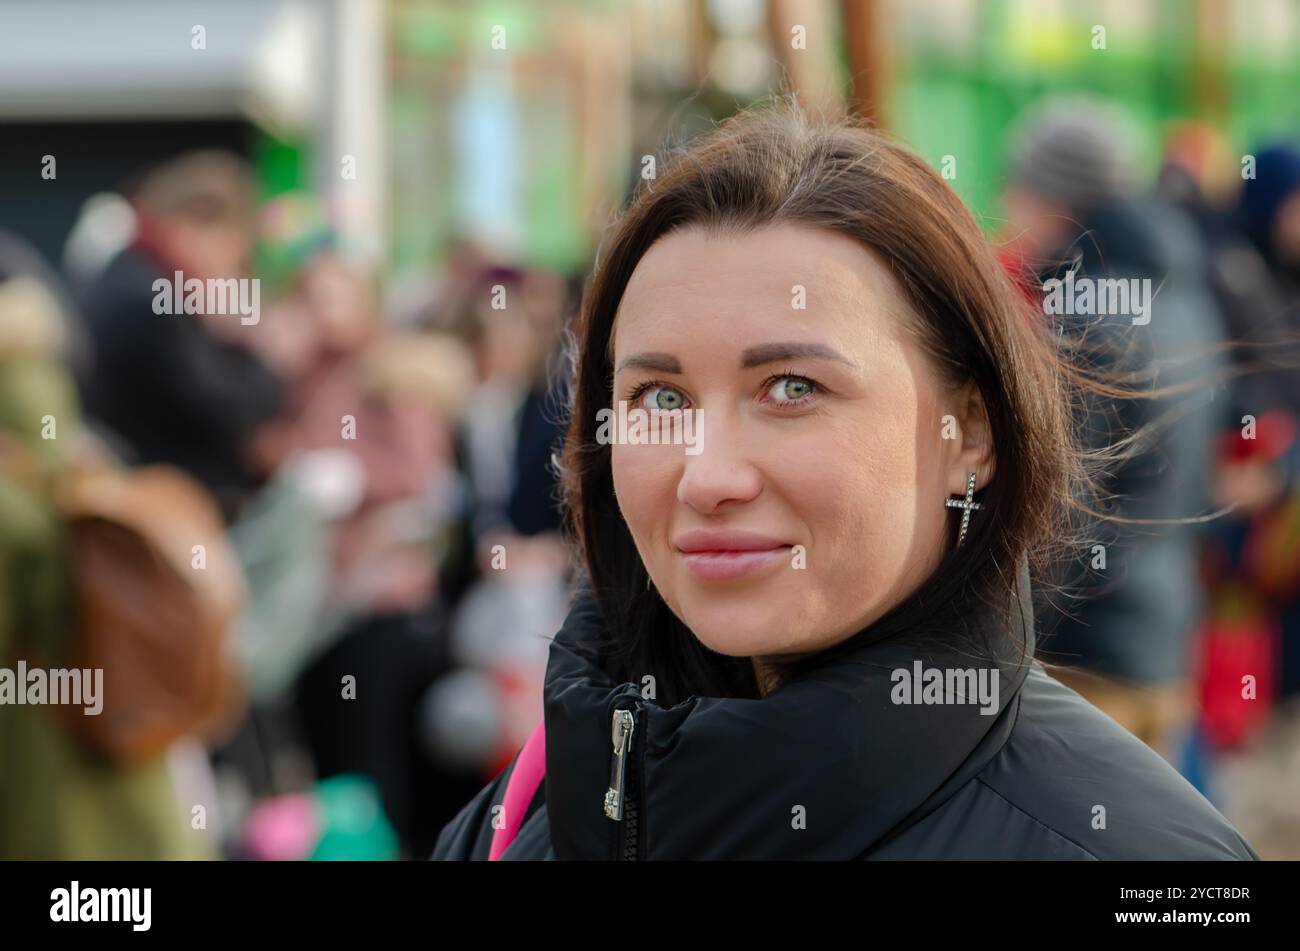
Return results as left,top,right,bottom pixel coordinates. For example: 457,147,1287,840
611,446,679,550
771,384,946,611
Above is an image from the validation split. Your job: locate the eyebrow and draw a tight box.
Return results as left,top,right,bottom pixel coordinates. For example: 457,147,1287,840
616,342,856,375
739,342,857,369
615,352,682,374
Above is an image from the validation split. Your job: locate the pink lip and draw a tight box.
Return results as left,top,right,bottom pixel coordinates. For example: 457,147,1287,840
673,529,794,581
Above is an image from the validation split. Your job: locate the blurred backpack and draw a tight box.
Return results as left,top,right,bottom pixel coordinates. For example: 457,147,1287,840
52,463,246,764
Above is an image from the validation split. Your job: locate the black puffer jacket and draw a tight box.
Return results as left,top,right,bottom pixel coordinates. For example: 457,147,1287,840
433,558,1257,860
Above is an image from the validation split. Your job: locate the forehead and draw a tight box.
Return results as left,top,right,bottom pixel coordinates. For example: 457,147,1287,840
613,223,912,354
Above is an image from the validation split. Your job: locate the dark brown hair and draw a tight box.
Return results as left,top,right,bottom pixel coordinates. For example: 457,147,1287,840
558,99,1125,706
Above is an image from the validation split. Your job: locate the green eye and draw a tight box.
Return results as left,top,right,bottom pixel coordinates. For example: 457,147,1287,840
651,386,684,411
769,377,813,402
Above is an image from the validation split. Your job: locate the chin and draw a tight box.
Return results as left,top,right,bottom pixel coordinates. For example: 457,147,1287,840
669,587,807,658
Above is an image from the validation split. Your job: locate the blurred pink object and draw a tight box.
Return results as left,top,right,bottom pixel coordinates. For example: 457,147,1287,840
242,793,320,861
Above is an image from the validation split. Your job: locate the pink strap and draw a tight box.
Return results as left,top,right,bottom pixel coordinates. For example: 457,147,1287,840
488,720,547,860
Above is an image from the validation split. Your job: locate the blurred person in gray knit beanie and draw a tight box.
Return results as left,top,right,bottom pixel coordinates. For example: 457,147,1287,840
1002,97,1231,772
1002,96,1141,263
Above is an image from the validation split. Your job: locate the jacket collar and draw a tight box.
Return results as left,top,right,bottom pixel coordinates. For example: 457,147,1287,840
542,555,1036,860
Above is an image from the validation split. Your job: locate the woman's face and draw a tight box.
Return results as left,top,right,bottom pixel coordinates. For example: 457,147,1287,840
609,224,993,670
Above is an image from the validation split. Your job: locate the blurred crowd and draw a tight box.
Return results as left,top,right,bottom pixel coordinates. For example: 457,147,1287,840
2,92,1300,859
0,149,577,859
999,99,1300,856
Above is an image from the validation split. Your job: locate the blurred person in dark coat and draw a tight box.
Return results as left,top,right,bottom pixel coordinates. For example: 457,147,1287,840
1001,98,1227,762
1159,125,1300,420
412,265,571,826
1230,144,1300,701
1237,144,1300,303
79,151,282,520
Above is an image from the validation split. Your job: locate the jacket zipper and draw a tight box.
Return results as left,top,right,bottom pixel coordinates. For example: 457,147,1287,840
604,707,640,860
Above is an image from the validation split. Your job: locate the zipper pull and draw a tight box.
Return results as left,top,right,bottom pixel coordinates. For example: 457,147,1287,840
604,708,635,820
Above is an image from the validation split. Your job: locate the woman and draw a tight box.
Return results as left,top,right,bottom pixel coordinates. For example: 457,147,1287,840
432,103,1258,860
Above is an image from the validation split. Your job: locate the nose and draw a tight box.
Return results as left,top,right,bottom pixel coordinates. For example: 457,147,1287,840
675,417,763,515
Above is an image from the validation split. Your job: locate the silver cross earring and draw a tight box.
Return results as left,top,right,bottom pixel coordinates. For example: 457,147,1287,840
945,472,982,546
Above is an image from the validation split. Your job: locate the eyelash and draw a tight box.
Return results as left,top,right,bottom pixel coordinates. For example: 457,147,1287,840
622,369,821,410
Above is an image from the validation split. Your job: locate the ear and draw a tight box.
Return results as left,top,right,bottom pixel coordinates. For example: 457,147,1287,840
944,380,996,496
